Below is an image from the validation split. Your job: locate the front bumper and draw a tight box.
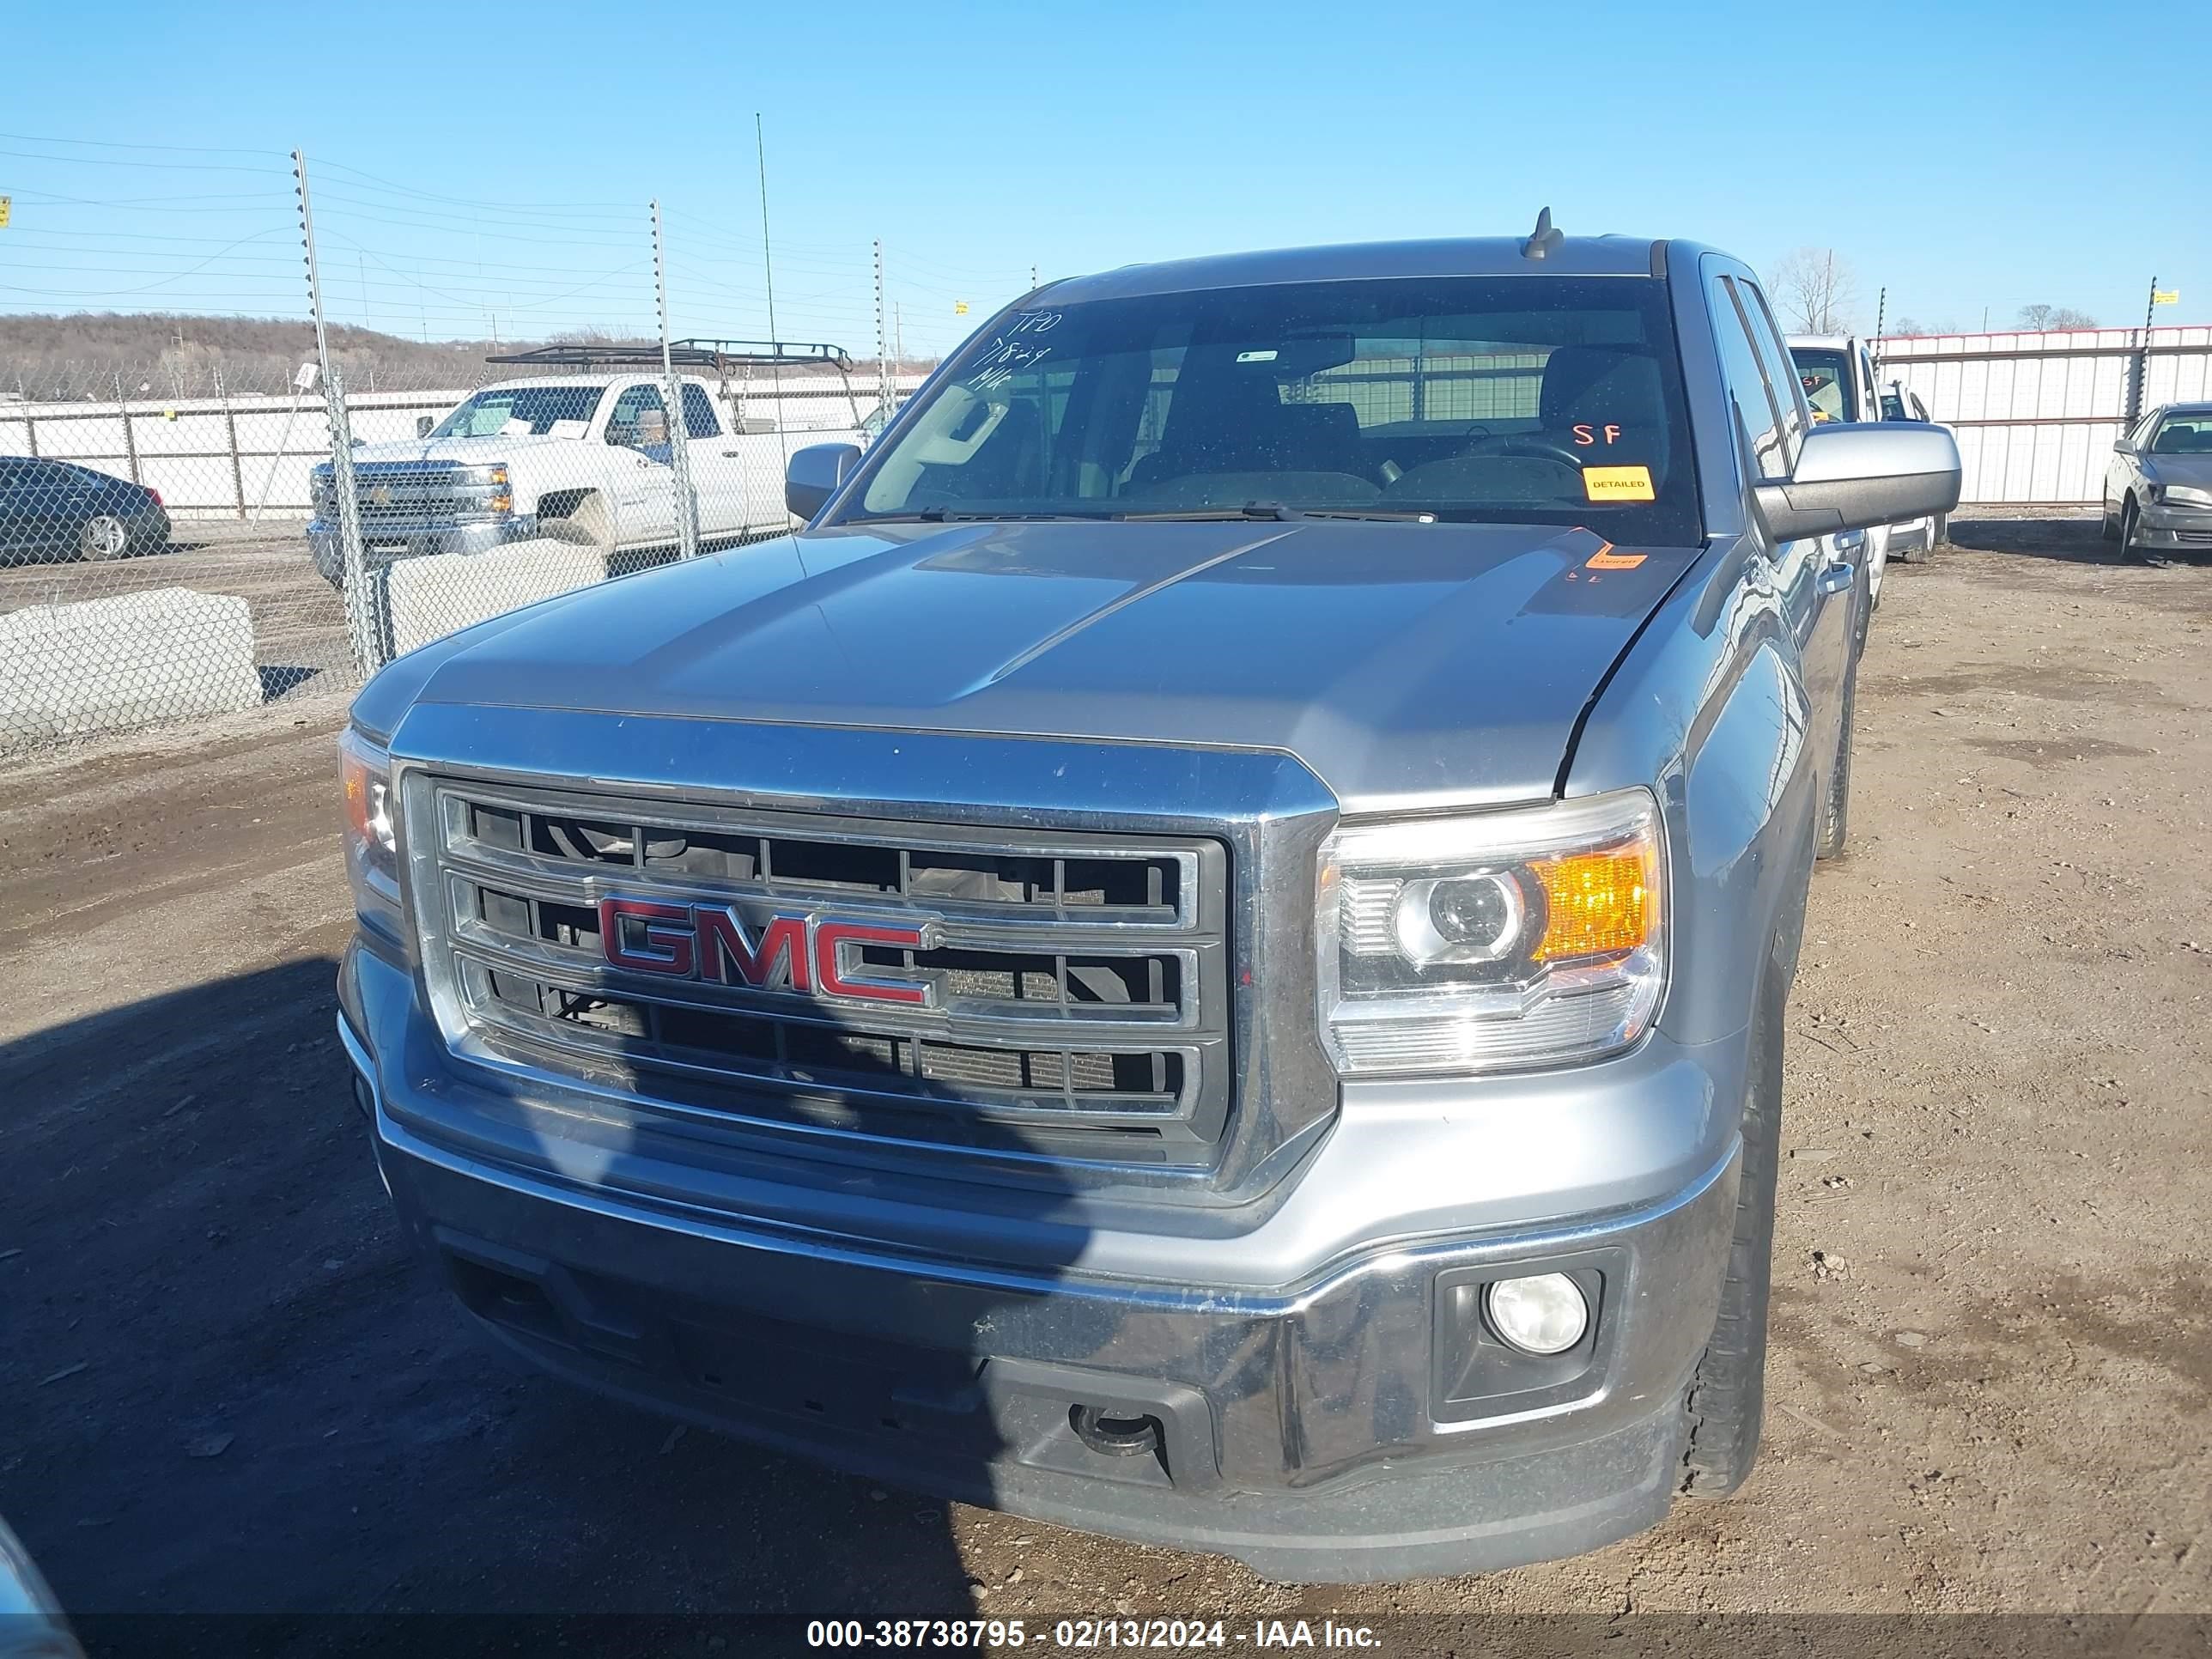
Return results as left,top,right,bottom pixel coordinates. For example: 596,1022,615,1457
339,940,1741,1582
1886,514,1935,556
2136,505,2212,550
308,514,540,583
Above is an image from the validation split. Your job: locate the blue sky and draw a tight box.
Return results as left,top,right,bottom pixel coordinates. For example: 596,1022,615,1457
2,0,2204,357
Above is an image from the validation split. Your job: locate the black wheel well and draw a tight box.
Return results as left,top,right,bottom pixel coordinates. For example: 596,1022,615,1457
538,488,595,522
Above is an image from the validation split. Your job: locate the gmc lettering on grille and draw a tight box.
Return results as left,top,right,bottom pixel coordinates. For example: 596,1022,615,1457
596,896,936,1007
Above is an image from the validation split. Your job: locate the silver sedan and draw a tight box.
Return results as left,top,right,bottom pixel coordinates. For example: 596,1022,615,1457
2103,402,2212,563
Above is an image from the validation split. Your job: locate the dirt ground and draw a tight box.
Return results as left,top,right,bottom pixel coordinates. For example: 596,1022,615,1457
1,512,2207,1648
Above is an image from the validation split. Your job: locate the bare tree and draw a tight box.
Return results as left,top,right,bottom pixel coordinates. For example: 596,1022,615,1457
1770,247,1859,335
2017,304,2099,331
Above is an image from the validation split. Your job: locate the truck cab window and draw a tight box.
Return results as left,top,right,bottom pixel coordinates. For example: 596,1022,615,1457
1711,277,1788,480
606,385,671,454
680,383,723,441
1733,281,1810,467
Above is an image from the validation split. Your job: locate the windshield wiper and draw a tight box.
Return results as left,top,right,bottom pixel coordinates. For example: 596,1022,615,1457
1113,502,1437,523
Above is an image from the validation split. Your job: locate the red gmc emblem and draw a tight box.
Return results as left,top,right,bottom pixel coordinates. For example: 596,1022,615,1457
596,896,937,1007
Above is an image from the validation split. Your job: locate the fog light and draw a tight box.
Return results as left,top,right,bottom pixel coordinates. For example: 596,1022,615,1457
1486,1273,1589,1355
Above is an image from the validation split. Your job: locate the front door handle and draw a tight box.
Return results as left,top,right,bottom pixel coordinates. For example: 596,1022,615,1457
1817,561,1856,595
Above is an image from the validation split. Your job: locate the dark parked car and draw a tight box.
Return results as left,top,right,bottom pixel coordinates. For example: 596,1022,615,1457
2103,402,2212,563
0,456,170,566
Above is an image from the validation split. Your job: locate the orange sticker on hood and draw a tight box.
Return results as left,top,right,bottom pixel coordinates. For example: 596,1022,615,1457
1586,543,1646,569
1583,465,1656,503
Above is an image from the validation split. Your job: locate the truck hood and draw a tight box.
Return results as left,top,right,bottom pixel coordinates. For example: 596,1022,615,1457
349,432,586,466
378,519,1705,809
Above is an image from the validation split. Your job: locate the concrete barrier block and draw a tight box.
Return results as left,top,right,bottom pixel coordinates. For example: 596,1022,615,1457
382,538,611,658
0,588,263,752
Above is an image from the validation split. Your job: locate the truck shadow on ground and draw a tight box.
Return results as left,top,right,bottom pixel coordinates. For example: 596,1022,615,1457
1,957,1049,1651
1938,516,2119,566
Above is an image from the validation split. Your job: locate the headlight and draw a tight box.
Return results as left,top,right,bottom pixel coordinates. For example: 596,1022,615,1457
2163,483,2212,509
1316,788,1666,1076
340,726,403,938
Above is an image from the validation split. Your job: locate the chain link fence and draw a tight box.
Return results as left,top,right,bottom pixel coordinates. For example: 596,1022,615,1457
3,140,1007,758
312,347,925,671
1,360,358,751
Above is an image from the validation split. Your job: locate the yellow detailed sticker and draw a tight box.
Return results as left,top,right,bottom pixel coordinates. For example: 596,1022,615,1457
1586,544,1646,570
1583,465,1656,503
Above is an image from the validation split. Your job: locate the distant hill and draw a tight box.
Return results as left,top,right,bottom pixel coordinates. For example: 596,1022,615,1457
0,312,523,400
0,313,933,402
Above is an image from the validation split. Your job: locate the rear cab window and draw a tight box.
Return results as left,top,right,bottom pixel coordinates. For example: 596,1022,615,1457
842,275,1705,544
680,383,724,440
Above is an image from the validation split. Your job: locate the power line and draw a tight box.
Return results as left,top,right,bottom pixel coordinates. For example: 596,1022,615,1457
1,186,295,212
0,145,287,175
0,130,282,156
310,156,640,216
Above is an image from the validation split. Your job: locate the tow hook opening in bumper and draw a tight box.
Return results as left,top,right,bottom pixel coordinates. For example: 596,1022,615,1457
1071,1404,1164,1459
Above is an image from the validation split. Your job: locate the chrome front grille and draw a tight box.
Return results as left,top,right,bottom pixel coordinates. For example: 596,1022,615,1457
335,462,501,528
409,775,1233,1163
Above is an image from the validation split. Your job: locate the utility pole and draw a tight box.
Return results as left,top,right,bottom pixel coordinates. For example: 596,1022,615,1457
895,301,904,365
294,149,376,676
2130,276,2159,422
652,199,702,561
216,364,246,521
873,239,891,414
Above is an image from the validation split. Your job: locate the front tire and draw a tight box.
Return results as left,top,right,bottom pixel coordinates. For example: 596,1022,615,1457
2118,498,2143,564
1680,967,1785,1498
79,513,130,561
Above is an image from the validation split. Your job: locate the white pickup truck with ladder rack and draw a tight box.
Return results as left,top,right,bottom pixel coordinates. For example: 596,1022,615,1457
311,339,869,586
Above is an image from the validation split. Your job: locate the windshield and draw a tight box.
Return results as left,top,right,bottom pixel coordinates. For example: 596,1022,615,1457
430,384,606,439
2149,412,2212,455
1790,347,1853,424
840,276,1700,542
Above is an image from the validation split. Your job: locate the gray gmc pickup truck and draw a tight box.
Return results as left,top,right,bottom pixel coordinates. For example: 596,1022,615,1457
336,231,1960,1582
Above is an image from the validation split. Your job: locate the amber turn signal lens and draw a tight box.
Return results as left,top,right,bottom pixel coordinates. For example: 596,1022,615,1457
340,731,395,859
1530,843,1656,963
342,751,374,842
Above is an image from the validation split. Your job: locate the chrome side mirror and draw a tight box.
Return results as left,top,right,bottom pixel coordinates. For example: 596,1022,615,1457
1754,422,1961,542
785,442,862,520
